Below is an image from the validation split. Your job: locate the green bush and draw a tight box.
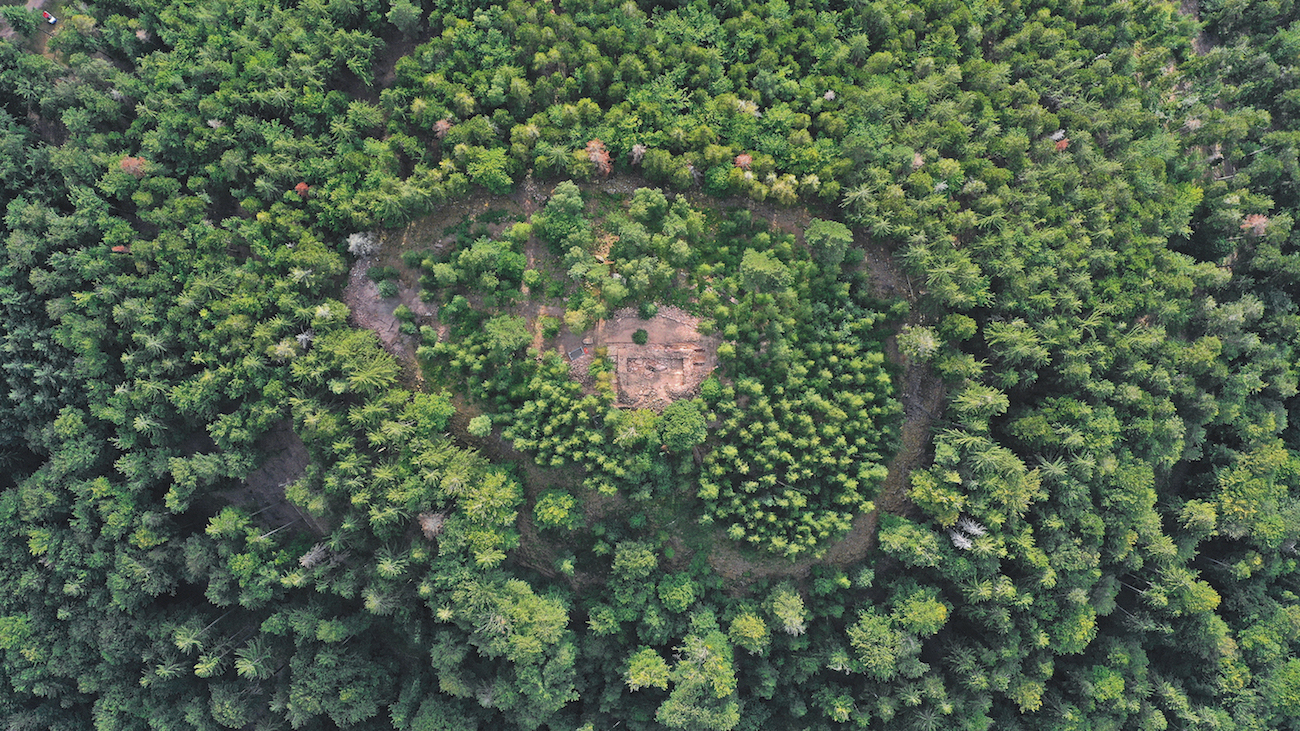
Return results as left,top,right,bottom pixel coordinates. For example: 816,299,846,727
400,249,426,268
534,489,580,530
467,415,492,438
368,265,399,282
632,328,649,345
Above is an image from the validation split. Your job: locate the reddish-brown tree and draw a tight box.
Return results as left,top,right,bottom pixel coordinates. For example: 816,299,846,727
587,139,611,176
120,156,147,178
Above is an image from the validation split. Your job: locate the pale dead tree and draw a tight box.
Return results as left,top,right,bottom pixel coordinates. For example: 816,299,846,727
586,139,611,176
949,531,973,551
958,517,987,537
1241,213,1271,237
418,511,448,539
347,232,377,257
299,543,328,569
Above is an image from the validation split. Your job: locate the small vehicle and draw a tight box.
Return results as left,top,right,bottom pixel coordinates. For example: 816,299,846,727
42,11,56,25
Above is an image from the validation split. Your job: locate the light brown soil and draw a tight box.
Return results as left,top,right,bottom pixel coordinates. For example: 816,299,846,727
0,0,49,43
340,195,529,385
568,306,721,410
1177,0,1217,56
342,253,434,388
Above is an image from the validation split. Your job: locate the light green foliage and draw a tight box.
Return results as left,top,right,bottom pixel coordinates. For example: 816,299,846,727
292,328,399,397
462,415,492,440
386,0,421,36
0,7,37,36
659,400,708,452
454,237,526,289
702,235,899,554
9,0,1300,729
626,647,670,691
612,541,659,583
658,574,697,614
768,584,806,637
628,188,669,223
410,696,472,731
533,181,591,253
405,392,455,436
656,631,741,731
846,609,901,681
463,146,515,194
877,516,943,569
727,611,770,655
533,489,579,530
897,324,941,362
739,249,791,293
889,587,949,637
611,408,658,448
483,314,530,355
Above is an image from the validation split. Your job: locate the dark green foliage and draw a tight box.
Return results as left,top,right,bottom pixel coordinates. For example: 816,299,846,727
532,182,592,254
803,218,853,272
5,0,1300,729
0,7,37,37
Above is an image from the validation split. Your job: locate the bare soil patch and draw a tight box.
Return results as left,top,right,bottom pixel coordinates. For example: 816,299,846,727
567,306,720,410
341,195,529,384
215,421,327,535
342,253,434,388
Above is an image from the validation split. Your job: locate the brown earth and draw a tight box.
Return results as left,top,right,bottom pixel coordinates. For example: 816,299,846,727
0,0,50,43
566,306,721,410
341,251,435,389
1178,0,1218,57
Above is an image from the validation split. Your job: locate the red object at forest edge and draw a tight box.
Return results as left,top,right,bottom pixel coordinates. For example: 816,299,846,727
43,11,57,24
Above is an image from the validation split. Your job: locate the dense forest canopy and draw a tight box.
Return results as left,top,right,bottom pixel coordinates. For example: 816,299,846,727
4,0,1300,729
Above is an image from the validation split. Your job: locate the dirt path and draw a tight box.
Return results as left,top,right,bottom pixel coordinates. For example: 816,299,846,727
215,421,329,536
